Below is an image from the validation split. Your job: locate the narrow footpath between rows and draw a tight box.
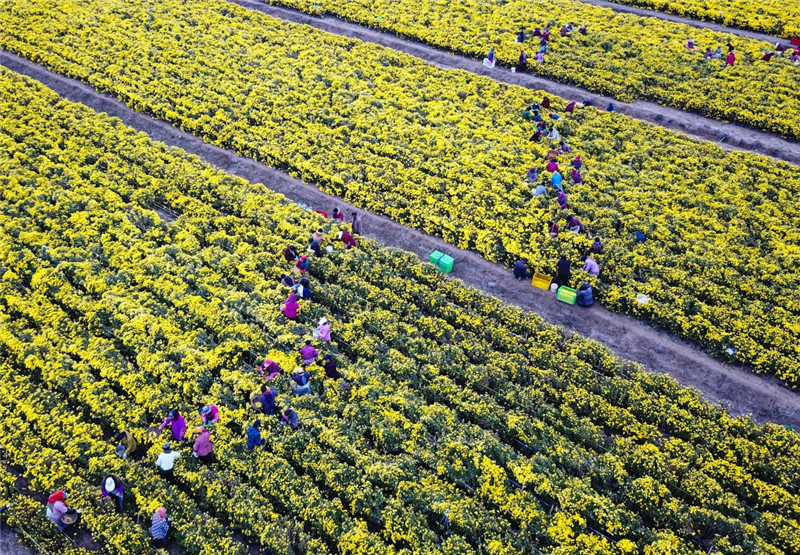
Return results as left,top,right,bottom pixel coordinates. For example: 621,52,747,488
5,52,798,427
575,0,784,44
225,0,800,166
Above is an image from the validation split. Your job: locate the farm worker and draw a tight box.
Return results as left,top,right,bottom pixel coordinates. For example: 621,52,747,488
577,282,594,307
726,51,736,66
564,101,576,113
295,255,310,274
350,212,363,234
571,169,583,184
529,129,543,142
113,429,138,458
606,103,616,113
100,475,124,514
790,51,800,64
309,236,322,257
533,27,541,37
545,148,559,161
280,274,295,288
513,258,530,281
155,443,181,481
536,120,547,131
283,245,299,263
761,51,773,61
560,141,572,154
582,255,600,276
533,184,547,197
281,408,301,430
546,160,559,173
713,46,722,59
557,191,568,209
560,25,568,37
294,277,314,301
555,255,572,286
535,52,544,65
567,215,583,233
549,113,562,121
551,171,563,190
589,237,604,254
312,229,325,244
547,221,559,238
775,43,786,54
192,427,214,464
299,340,318,366
525,166,539,182
331,208,345,222
579,24,587,36
159,410,186,441
522,106,534,121
322,354,342,380
634,230,647,243
46,490,80,532
542,97,551,109
257,384,278,415
150,507,171,549
259,358,281,380
543,29,551,42
199,404,219,426
487,47,495,62
338,230,356,249
571,155,583,170
704,48,713,60
517,29,526,42
247,420,264,451
292,368,312,396
315,318,331,342
686,38,695,51
283,292,300,320
517,50,527,71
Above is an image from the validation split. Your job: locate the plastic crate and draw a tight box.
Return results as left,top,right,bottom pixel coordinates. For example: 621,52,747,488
556,286,578,305
429,250,454,274
531,273,552,290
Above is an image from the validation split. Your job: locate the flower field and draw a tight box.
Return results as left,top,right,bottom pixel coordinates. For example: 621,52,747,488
605,0,800,38
262,0,800,138
2,0,799,388
3,66,800,554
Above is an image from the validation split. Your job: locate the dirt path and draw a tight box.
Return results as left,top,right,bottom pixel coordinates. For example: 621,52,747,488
575,0,784,43
4,52,798,428
223,0,799,166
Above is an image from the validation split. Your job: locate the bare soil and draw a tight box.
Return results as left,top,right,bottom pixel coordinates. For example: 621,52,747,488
225,0,799,166
576,0,784,44
3,52,798,427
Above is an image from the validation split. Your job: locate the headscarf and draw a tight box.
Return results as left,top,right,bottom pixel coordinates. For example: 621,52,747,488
154,507,167,521
48,490,66,504
287,292,297,304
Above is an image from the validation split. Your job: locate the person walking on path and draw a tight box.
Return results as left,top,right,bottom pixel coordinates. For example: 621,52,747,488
192,427,214,464
114,429,138,458
350,212,363,235
299,340,318,366
159,410,186,442
155,443,181,482
100,475,124,514
150,507,171,549
555,255,572,287
247,420,265,451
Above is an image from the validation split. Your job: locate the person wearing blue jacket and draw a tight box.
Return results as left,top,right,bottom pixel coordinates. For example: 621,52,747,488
247,420,264,451
577,282,594,307
256,385,277,415
513,258,530,281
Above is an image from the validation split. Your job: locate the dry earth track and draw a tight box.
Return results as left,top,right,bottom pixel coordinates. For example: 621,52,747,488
3,52,798,428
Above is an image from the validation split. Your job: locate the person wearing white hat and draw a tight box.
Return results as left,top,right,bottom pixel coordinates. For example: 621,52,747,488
155,443,181,482
315,318,331,342
100,475,124,513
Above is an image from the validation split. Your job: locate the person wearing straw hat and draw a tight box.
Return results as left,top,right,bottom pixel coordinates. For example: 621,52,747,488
192,427,214,464
150,507,171,548
158,410,186,441
314,318,331,342
155,443,181,482
338,230,356,250
100,475,124,514
291,368,312,396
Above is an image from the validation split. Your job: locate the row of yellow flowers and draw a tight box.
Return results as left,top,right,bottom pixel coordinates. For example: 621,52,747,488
604,0,800,38
3,68,800,553
265,0,800,138
3,0,799,387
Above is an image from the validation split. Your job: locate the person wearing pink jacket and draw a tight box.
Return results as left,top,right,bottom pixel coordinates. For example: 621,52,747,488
192,427,214,464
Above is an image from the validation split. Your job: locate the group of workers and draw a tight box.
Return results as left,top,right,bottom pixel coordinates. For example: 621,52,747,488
687,38,799,66
511,23,588,70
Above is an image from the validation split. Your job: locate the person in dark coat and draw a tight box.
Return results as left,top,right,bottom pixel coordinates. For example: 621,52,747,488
309,237,322,257
322,354,342,380
513,258,530,281
283,245,299,263
256,384,277,415
577,282,594,307
555,255,571,286
247,420,264,451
